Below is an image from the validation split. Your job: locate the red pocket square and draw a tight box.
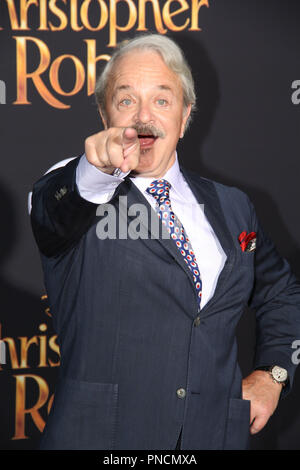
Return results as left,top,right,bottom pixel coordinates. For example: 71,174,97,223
238,231,257,252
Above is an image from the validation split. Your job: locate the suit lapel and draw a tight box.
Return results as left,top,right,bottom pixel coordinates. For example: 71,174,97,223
179,165,233,258
115,167,236,317
179,165,237,315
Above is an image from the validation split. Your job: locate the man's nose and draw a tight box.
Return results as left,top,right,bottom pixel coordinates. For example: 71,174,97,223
134,100,154,124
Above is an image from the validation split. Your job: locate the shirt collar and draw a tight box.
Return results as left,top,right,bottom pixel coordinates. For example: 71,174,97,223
129,151,189,201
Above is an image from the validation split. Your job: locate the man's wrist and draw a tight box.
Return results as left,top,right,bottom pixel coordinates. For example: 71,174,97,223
255,365,288,387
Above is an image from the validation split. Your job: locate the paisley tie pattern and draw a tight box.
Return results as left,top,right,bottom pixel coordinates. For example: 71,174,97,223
146,179,202,311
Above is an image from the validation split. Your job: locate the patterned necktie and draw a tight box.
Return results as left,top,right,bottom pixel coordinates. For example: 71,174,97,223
146,179,202,311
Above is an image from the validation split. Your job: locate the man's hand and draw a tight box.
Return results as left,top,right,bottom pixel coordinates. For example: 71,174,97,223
242,370,282,434
85,127,140,175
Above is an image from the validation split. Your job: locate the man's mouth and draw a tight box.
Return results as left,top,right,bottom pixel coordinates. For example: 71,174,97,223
138,134,158,148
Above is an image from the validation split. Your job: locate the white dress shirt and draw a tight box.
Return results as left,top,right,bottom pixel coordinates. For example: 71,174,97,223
76,152,227,309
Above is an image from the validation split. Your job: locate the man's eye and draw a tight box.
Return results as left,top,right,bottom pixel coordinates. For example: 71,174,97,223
157,99,167,106
120,98,132,106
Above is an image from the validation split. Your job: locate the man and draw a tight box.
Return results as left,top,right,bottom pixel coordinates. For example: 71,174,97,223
30,34,300,450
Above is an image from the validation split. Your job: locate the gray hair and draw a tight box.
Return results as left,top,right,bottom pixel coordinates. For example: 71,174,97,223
94,33,196,131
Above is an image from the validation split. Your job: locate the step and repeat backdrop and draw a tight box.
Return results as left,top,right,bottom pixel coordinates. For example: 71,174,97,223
0,0,300,450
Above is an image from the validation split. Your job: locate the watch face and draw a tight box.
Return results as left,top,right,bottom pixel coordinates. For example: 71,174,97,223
272,366,288,383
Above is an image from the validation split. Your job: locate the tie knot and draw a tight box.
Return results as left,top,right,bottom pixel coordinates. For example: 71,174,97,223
146,179,171,203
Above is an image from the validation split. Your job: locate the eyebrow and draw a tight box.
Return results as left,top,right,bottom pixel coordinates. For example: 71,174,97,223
113,84,174,94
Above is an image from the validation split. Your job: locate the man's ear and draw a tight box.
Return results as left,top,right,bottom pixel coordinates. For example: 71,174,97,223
99,106,108,130
180,103,192,138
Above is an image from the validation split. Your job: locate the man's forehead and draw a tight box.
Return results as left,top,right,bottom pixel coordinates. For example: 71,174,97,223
108,50,181,92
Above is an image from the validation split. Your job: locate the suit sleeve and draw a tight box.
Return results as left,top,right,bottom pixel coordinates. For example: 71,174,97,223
246,196,300,397
30,156,101,258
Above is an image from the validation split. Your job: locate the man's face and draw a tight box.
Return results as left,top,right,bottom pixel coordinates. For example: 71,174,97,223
101,50,191,178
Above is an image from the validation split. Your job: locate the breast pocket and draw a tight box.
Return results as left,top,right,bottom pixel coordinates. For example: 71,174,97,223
223,398,251,450
40,377,119,450
239,247,255,265
235,247,255,303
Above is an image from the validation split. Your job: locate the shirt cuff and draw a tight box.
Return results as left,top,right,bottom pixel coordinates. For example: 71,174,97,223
75,153,130,204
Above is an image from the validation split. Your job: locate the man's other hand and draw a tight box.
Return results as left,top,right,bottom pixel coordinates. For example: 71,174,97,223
242,370,282,434
84,127,140,175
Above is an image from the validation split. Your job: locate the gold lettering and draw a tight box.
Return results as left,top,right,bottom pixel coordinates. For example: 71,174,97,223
108,0,137,48
38,0,48,30
38,336,47,367
47,393,55,414
49,54,85,96
162,0,190,31
12,374,49,439
70,0,83,31
48,0,68,31
137,0,166,34
4,0,20,29
13,36,69,109
189,0,209,31
20,0,38,30
19,336,38,369
85,40,110,95
80,0,108,31
2,337,20,369
38,324,48,367
48,335,61,367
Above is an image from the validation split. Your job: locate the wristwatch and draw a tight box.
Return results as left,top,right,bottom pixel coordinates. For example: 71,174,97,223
256,365,288,387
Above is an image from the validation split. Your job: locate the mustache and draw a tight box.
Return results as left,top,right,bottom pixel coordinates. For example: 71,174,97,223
131,123,165,139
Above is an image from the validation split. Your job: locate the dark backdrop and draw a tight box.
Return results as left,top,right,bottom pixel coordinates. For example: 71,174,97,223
0,0,299,450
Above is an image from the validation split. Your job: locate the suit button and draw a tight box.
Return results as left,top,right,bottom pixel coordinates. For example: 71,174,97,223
193,316,201,327
176,388,186,399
